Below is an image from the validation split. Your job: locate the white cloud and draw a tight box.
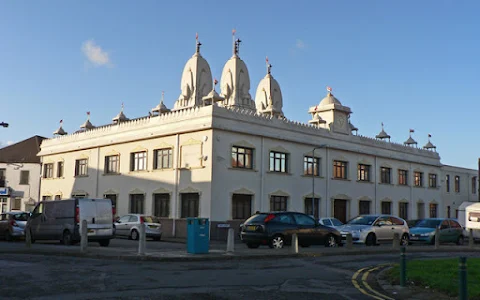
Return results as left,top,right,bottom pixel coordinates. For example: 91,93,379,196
296,39,306,49
82,39,112,67
6,141,13,146
0,141,14,148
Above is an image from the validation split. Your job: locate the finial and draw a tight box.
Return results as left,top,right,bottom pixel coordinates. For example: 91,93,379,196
409,128,414,137
121,102,124,112
266,56,272,75
232,29,236,55
234,38,242,56
326,86,332,94
87,111,90,120
60,119,63,125
381,122,384,129
428,133,432,141
161,91,165,103
213,78,218,91
195,32,201,53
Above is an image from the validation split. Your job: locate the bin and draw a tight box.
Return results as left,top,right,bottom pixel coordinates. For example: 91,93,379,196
187,218,210,254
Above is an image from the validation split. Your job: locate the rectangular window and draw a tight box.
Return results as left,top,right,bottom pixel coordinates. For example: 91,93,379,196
455,176,460,193
42,195,52,201
357,164,370,182
359,200,370,215
399,203,408,220
304,156,320,176
12,198,21,210
104,194,117,212
270,196,287,211
269,151,288,173
381,202,391,215
472,177,477,194
380,167,391,184
153,193,170,218
43,163,54,178
131,151,147,171
333,161,347,179
181,193,199,218
429,203,437,218
428,173,437,188
74,159,88,176
19,170,29,185
0,169,5,187
54,195,61,201
105,155,120,174
232,194,252,219
154,148,173,170
304,198,320,219
417,203,425,219
414,171,423,187
57,161,64,178
129,194,144,214
232,146,253,169
446,175,450,192
398,169,408,185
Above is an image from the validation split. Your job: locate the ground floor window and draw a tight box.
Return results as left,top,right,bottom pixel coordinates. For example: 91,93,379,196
359,200,370,215
232,194,252,220
0,198,7,213
154,193,170,218
270,196,287,212
447,206,451,218
399,202,408,220
181,193,199,218
304,198,320,219
11,198,21,210
381,201,391,215
429,203,438,218
417,203,425,219
129,194,144,214
42,195,52,201
104,194,117,215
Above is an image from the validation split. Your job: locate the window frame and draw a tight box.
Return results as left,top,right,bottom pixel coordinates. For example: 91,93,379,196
181,193,199,218
269,151,288,173
454,175,460,193
429,203,438,218
43,163,54,178
129,194,145,214
153,193,170,218
472,177,477,195
446,175,450,192
130,151,147,172
359,200,370,215
231,146,254,169
19,170,29,185
74,159,88,177
154,148,173,170
380,167,391,184
399,202,408,220
304,197,320,219
57,161,64,178
304,156,320,176
333,160,348,179
398,169,408,185
105,155,120,174
231,194,252,220
357,164,370,182
414,171,423,187
428,173,437,188
270,195,288,211
381,201,391,215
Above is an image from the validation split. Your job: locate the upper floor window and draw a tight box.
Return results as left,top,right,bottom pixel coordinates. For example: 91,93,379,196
43,163,54,178
57,161,64,178
398,169,408,185
304,156,320,176
75,159,88,176
154,148,173,170
357,164,370,182
105,155,120,174
414,171,423,187
380,167,391,184
472,177,477,194
130,151,147,171
333,160,347,179
19,170,29,185
269,151,288,173
455,176,460,193
428,173,437,188
232,146,253,169
446,175,450,192
0,168,5,187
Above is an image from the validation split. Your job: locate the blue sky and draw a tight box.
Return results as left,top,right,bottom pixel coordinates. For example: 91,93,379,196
1,1,479,169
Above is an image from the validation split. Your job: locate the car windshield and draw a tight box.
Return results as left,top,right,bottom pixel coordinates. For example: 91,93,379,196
347,216,378,225
415,219,441,228
244,213,269,224
12,213,28,221
142,216,159,223
332,218,343,226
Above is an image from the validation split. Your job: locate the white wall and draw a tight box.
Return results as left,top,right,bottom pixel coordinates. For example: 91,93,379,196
0,163,41,212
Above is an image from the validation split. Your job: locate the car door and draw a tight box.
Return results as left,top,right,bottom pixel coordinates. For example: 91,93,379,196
449,220,463,242
115,215,131,237
292,213,317,245
373,216,393,241
29,202,46,239
390,217,406,239
269,213,297,243
439,220,451,243
127,215,139,234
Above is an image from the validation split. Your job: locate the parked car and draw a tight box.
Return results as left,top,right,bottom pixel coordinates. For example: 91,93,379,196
27,198,115,246
239,212,342,249
338,215,410,246
114,214,162,241
319,217,344,229
0,211,29,241
407,219,422,228
409,218,464,245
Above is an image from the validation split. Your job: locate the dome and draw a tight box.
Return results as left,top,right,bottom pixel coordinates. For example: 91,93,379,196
319,92,342,106
376,123,391,140
53,126,67,136
255,73,283,117
112,111,128,123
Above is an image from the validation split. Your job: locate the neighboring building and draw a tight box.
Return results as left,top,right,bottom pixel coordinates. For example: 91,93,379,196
37,35,478,238
0,135,46,212
441,165,478,219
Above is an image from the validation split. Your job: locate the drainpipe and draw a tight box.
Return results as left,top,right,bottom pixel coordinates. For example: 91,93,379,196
325,147,329,217
95,147,100,198
374,156,377,214
259,137,264,212
172,133,180,237
409,162,413,217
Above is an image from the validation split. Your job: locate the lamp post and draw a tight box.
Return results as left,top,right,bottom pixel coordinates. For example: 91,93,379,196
312,145,327,219
0,122,8,128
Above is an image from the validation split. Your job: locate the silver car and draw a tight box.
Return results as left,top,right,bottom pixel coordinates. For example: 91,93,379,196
338,215,409,246
114,214,162,241
0,211,29,241
318,217,344,229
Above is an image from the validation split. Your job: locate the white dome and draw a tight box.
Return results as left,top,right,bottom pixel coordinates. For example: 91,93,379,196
220,55,255,110
319,92,342,106
255,74,283,117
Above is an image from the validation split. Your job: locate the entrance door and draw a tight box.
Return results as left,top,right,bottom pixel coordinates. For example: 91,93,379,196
334,200,347,223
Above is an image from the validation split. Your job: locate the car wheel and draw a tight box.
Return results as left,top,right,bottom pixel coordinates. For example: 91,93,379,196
325,234,338,247
400,234,409,246
5,230,12,242
246,243,259,249
130,229,139,241
365,233,376,246
270,235,285,249
457,235,465,246
61,230,73,245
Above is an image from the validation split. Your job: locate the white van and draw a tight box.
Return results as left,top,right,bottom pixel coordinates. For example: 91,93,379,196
27,198,115,246
457,201,480,241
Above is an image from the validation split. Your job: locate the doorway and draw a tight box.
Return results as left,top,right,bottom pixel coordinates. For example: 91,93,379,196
334,199,347,223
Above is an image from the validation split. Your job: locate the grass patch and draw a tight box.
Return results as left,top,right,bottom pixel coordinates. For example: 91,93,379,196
386,258,480,299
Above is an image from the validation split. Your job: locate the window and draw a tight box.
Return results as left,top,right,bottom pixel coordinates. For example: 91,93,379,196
43,163,54,178
130,151,147,171
269,151,288,173
153,193,170,218
12,198,21,210
129,194,144,214
304,198,320,219
333,161,347,179
54,195,61,201
398,169,408,185
449,220,462,229
0,169,5,187
181,193,199,218
446,175,450,192
293,213,315,226
270,196,287,211
104,194,117,212
380,167,391,184
57,161,64,178
455,176,460,193
391,217,404,226
357,164,370,182
417,202,425,219
429,203,437,218
473,177,477,194
105,155,120,174
154,148,173,170
232,194,252,220
359,201,370,215
381,202,391,214
42,195,52,201
75,159,88,176
428,173,437,188
322,219,333,226
72,193,86,199
273,214,295,224
414,171,423,187
19,170,29,185
399,203,408,220
304,156,320,176
232,146,253,169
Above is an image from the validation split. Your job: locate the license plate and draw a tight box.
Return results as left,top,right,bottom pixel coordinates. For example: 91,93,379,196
88,229,94,233
246,225,256,231
149,225,157,229
410,236,418,240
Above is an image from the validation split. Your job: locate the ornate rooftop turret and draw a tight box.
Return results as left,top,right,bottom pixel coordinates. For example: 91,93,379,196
53,120,67,136
152,91,171,115
112,103,129,124
202,79,224,106
404,129,417,147
423,134,437,151
308,113,327,126
376,122,391,141
307,87,352,134
255,57,284,118
80,112,95,130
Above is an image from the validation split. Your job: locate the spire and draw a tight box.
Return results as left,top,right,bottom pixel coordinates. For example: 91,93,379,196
152,91,170,115
195,32,201,54
80,111,95,130
266,56,272,75
404,129,417,147
423,133,437,151
112,102,129,124
53,119,67,136
376,122,391,141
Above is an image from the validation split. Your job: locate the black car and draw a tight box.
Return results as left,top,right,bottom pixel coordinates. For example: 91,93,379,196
239,212,342,249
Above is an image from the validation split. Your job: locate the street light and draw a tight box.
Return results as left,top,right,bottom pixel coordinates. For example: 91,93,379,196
0,122,8,128
312,144,327,220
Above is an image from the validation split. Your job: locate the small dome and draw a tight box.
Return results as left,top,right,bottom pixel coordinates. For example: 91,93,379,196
255,72,283,117
404,137,417,146
53,126,67,136
423,135,436,151
319,92,342,106
202,89,224,104
376,123,391,140
112,111,128,123
80,119,94,130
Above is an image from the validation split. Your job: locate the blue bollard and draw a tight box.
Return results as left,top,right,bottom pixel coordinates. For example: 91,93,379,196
400,246,406,287
459,257,467,300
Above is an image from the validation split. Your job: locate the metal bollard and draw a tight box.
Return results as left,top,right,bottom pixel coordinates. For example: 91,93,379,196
346,233,353,249
80,219,88,253
393,233,400,250
291,233,298,254
25,224,31,248
459,257,467,300
434,226,440,249
138,223,146,256
400,246,407,287
469,229,474,249
226,228,235,253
